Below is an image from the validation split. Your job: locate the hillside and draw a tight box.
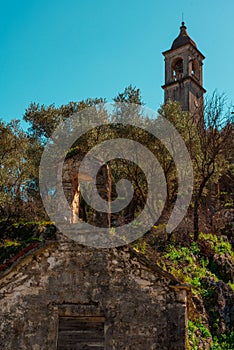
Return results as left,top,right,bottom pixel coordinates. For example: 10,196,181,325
0,216,233,349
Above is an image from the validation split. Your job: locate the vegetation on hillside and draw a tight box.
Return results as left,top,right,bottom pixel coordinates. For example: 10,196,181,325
0,86,233,349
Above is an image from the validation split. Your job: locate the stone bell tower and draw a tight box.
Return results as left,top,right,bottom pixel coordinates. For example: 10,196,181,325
162,22,206,115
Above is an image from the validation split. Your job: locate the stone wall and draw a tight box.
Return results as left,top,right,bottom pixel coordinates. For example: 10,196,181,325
62,153,111,226
0,238,188,349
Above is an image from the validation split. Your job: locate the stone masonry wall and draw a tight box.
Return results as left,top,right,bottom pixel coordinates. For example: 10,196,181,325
62,153,110,226
0,238,188,350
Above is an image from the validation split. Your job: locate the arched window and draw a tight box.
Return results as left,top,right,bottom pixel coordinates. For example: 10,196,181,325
171,58,183,81
191,60,199,80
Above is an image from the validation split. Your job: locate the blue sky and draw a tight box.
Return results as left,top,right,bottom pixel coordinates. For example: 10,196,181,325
0,0,233,127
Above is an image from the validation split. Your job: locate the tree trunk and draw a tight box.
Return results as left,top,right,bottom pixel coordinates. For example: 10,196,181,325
193,197,200,241
193,173,213,241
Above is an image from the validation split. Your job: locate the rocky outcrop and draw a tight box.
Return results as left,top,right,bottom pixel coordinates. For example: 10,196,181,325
201,277,234,335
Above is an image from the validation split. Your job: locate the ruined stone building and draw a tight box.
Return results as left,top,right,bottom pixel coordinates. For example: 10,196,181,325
62,151,111,227
0,22,205,349
0,239,190,349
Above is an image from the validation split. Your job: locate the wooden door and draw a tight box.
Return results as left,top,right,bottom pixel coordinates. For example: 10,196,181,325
57,316,105,350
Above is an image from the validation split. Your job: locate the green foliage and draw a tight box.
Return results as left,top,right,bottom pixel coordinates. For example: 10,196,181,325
199,232,234,258
0,119,44,220
0,220,55,265
211,332,234,349
188,320,199,349
133,239,147,254
3,240,20,247
214,241,234,257
0,88,232,350
188,319,211,349
190,242,200,256
161,231,234,297
196,320,212,339
228,281,234,291
114,85,143,105
224,202,233,208
199,232,218,245
162,243,215,293
153,230,233,348
0,237,42,265
0,240,24,264
65,146,81,159
24,98,106,141
164,245,194,263
200,286,214,299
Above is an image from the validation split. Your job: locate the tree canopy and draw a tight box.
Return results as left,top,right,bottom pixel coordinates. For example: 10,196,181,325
0,86,232,240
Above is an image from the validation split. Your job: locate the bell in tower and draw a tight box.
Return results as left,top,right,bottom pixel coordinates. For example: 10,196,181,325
162,22,206,115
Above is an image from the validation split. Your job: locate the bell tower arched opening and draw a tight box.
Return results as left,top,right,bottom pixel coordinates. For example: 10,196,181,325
172,58,183,81
191,59,200,81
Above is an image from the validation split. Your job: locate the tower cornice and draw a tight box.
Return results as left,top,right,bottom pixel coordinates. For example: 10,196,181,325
162,76,206,93
162,43,205,60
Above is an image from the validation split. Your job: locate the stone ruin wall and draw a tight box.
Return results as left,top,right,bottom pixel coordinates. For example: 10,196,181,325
0,241,188,350
62,153,111,227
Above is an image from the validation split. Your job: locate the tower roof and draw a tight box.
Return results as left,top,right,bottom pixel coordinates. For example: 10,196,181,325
171,22,197,50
